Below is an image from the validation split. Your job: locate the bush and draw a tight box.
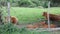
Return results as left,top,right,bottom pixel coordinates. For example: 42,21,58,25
1,0,49,8
42,1,48,8
0,23,21,34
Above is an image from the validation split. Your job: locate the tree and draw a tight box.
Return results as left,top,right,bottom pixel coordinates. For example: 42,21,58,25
52,0,60,3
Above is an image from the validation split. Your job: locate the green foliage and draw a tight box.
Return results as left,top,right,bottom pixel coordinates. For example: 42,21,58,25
43,1,48,8
17,0,48,8
0,23,60,34
0,23,21,34
0,0,49,8
1,0,60,7
18,0,31,7
0,2,4,24
0,23,41,34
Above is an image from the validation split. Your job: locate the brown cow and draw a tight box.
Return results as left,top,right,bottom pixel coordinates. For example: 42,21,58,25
43,12,60,21
5,16,18,24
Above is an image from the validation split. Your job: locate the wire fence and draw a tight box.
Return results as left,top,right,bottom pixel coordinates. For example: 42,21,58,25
0,0,60,34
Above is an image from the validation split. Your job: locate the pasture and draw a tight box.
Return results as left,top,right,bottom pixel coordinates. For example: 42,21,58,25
4,7,60,24
2,7,60,34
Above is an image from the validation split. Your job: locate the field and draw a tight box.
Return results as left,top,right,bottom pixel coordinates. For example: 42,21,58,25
2,7,60,34
4,7,60,24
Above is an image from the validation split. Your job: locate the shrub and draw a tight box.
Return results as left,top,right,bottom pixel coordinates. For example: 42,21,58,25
0,23,21,34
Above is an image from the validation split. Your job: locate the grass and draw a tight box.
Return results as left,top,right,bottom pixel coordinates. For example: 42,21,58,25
2,7,60,34
3,7,60,24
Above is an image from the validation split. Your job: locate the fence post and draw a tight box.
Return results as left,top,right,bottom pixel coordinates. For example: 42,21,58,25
7,0,10,23
47,1,51,31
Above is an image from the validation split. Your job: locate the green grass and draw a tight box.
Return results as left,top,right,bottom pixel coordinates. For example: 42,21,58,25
4,7,60,24
2,7,60,34
10,7,45,24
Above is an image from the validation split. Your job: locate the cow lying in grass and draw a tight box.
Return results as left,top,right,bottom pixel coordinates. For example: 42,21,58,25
43,12,60,21
5,16,18,24
27,21,56,29
40,22,56,28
